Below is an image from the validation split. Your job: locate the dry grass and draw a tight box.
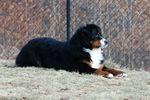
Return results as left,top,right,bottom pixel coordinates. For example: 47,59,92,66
0,59,150,100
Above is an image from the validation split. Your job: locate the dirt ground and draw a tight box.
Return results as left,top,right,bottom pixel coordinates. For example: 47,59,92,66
0,59,150,100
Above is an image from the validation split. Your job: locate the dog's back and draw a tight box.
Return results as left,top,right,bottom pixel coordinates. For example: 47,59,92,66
16,37,64,67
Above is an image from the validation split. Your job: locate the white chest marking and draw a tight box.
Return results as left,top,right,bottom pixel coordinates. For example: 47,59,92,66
83,48,104,69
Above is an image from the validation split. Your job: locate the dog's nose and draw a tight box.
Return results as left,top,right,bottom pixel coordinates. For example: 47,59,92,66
104,40,108,44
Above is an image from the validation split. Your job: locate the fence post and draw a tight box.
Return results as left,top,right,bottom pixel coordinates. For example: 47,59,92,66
67,0,70,40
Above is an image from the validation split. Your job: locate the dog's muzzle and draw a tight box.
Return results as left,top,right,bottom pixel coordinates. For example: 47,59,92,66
100,38,108,48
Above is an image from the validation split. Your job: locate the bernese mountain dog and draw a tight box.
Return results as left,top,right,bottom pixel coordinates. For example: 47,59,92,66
16,24,127,78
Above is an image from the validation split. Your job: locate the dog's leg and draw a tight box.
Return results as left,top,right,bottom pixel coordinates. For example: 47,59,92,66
102,66,127,77
94,62,114,78
37,61,42,67
94,69,114,78
29,52,42,67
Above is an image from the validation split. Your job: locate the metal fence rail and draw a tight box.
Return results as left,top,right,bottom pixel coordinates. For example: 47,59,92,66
0,0,149,70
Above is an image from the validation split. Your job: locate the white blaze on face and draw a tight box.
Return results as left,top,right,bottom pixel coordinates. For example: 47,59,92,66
100,38,108,49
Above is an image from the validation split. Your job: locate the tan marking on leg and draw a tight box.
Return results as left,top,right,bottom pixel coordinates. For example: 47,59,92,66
37,61,42,67
103,68,124,76
99,62,105,70
94,62,113,78
82,60,92,68
94,69,111,78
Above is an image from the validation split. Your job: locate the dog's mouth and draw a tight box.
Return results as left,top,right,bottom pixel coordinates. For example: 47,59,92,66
96,46,100,48
90,40,101,49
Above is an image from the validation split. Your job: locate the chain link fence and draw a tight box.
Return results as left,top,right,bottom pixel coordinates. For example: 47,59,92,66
0,0,149,70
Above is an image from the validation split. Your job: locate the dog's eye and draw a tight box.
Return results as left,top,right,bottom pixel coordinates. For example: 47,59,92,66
95,34,103,39
95,34,99,38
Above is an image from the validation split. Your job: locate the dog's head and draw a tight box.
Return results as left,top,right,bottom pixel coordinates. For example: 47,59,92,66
83,24,108,49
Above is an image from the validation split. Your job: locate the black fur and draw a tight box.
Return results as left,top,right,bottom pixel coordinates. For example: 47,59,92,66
16,24,103,74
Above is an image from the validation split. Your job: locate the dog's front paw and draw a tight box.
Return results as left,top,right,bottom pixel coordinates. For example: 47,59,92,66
117,73,127,77
106,73,114,78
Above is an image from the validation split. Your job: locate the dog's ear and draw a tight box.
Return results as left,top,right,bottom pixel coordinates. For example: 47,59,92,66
83,28,91,37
